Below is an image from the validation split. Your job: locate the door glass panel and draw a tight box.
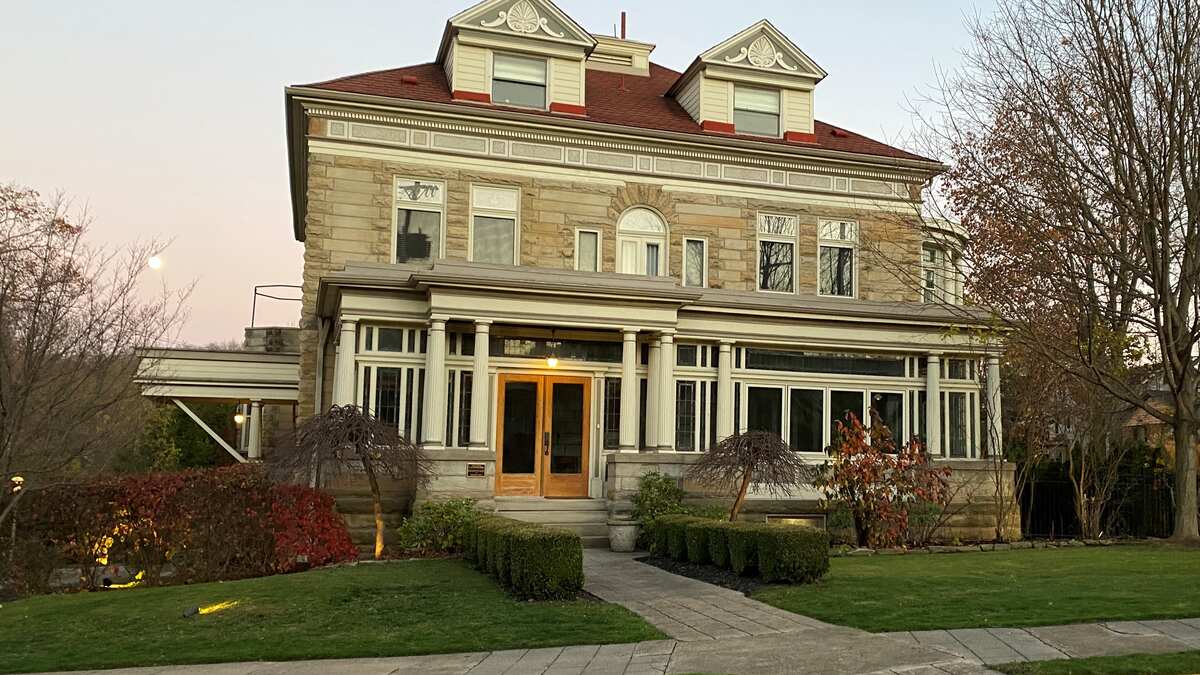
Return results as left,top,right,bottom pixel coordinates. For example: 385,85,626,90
502,381,537,474
550,382,584,474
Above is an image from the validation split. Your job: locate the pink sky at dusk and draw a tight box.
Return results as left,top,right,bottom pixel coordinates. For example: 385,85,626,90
0,0,990,346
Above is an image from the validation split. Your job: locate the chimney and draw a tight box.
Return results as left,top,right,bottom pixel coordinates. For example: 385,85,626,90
620,11,626,39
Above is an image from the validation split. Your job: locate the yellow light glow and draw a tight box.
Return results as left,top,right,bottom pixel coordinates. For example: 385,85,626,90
233,413,246,425
546,356,558,368
147,256,163,270
198,600,240,615
110,570,145,589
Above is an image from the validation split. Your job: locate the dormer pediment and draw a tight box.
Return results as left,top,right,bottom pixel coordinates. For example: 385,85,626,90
700,20,825,83
445,0,596,52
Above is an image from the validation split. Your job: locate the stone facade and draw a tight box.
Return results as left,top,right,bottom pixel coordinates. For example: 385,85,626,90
297,149,926,419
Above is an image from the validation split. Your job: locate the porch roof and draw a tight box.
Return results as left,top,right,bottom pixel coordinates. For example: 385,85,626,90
134,348,300,403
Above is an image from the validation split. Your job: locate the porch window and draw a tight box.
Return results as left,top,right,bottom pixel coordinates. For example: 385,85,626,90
819,220,857,297
492,53,547,109
393,179,444,264
757,213,797,293
603,377,621,449
947,391,969,458
746,386,783,436
869,391,905,445
830,390,865,436
676,380,697,451
733,86,780,137
788,389,823,453
617,207,667,276
471,185,519,264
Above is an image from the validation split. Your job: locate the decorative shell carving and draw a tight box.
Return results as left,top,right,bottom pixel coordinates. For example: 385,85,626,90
480,0,565,38
724,35,799,72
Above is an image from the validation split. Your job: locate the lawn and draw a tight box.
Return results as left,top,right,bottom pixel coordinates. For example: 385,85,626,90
753,544,1200,633
0,559,664,674
996,650,1200,674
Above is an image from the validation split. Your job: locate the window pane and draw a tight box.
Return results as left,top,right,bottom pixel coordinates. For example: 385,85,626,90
870,392,904,445
830,390,864,437
676,345,698,367
493,53,546,83
819,246,854,296
374,367,402,426
684,240,705,287
948,392,968,458
676,381,697,451
747,387,783,437
395,209,440,263
820,220,858,242
744,349,905,377
577,231,598,271
734,87,779,113
789,389,824,453
734,109,779,137
376,327,404,352
603,378,621,449
645,243,660,276
948,359,968,379
492,80,546,108
759,240,794,292
473,216,516,264
457,372,472,448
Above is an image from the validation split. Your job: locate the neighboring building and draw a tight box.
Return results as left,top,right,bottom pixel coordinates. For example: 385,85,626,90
148,0,1012,541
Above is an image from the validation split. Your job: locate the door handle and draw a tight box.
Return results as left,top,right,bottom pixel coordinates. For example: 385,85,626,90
543,431,550,455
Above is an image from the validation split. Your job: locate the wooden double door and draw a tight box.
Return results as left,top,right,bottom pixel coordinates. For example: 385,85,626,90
495,374,591,497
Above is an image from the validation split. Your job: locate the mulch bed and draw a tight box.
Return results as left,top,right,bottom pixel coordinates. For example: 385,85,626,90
635,555,766,594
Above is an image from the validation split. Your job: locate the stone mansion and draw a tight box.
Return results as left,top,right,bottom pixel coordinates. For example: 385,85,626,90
143,0,1007,539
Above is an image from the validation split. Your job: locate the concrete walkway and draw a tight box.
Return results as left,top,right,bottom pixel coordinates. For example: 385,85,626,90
35,552,1200,675
884,618,1200,666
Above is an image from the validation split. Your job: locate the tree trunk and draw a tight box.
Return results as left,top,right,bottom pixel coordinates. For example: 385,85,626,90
363,460,386,559
854,513,869,548
729,468,753,522
1170,415,1199,543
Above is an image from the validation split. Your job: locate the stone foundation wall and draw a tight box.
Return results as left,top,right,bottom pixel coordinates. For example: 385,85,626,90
604,453,1021,543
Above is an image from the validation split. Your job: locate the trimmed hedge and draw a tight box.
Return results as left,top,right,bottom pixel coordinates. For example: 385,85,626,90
661,518,830,585
467,514,583,600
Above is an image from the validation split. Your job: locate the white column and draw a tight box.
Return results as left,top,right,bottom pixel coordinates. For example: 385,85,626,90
421,317,448,448
716,341,734,440
331,319,358,406
247,400,262,460
645,338,661,450
926,353,942,455
658,331,676,451
986,355,1003,457
469,320,491,448
619,328,639,452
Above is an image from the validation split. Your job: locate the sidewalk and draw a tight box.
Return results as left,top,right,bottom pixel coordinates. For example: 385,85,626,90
34,551,1200,675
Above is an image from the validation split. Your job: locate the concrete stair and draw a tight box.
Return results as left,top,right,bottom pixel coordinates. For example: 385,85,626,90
488,497,610,548
328,487,413,558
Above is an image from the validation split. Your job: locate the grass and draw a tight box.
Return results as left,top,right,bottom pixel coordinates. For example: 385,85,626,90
753,544,1200,633
995,650,1200,674
0,559,664,674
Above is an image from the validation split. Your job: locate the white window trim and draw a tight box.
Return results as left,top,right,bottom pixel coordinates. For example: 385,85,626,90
616,206,669,276
786,386,827,455
732,85,782,139
817,218,859,299
682,236,708,288
468,183,521,265
490,51,549,111
756,211,798,294
391,177,446,265
574,227,602,272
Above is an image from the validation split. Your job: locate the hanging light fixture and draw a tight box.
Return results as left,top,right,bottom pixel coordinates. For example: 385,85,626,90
546,330,560,368
234,411,246,425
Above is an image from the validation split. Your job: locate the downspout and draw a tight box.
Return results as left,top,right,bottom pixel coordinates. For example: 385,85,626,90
310,317,332,488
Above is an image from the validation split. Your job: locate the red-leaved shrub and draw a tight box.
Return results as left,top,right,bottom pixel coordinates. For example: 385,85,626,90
271,484,358,572
2,465,356,596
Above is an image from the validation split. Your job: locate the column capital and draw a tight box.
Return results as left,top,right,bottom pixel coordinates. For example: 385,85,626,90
622,328,639,340
660,332,675,344
473,319,493,329
659,328,677,337
926,351,943,358
339,318,358,329
718,339,736,347
986,354,1001,365
428,317,448,330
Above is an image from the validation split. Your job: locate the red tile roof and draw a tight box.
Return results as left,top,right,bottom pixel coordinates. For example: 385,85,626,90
298,62,936,164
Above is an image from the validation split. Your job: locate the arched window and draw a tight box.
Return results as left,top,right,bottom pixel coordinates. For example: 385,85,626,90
617,207,667,276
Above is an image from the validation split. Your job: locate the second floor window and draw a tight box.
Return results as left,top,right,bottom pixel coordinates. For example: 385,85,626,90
819,219,857,297
492,53,546,109
683,238,707,287
758,213,797,293
922,244,961,304
471,185,519,265
576,229,599,272
617,207,667,276
394,179,444,264
734,86,780,137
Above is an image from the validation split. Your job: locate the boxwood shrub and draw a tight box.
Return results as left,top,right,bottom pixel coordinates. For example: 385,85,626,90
706,521,735,569
755,524,830,583
467,514,583,600
660,515,699,561
686,520,724,565
727,522,768,575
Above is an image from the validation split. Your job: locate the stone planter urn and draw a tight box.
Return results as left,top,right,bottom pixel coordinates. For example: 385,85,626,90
608,519,639,552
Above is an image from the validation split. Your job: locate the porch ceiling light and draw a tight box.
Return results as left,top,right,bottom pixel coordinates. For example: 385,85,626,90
546,338,561,368
234,412,246,425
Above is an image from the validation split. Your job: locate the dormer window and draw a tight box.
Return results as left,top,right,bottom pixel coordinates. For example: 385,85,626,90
733,86,780,137
492,53,547,108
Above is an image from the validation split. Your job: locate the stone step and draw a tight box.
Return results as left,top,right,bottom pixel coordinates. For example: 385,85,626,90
332,495,412,514
581,535,610,549
496,509,609,524
493,497,608,512
342,513,406,529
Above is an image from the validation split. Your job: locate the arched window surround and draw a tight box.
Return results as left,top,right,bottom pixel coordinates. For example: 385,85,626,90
616,206,668,277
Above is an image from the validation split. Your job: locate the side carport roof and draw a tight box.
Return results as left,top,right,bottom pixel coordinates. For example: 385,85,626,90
135,348,300,403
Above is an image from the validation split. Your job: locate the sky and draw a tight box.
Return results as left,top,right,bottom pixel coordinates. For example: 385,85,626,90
0,0,995,346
